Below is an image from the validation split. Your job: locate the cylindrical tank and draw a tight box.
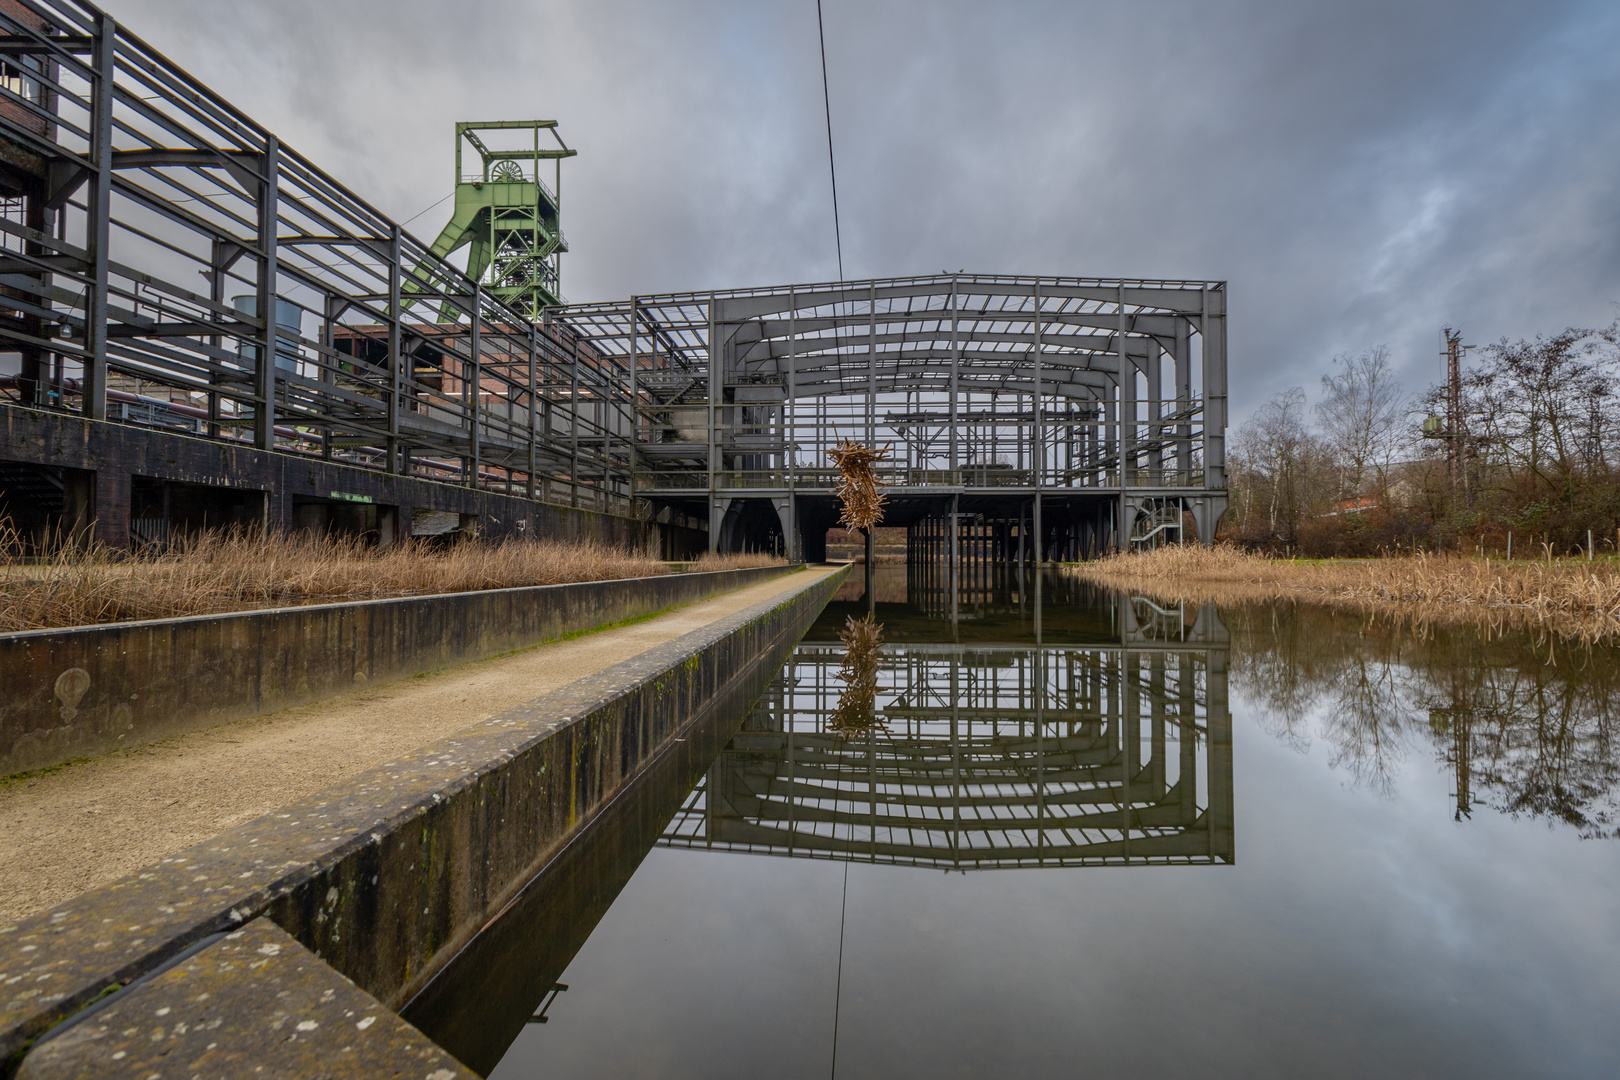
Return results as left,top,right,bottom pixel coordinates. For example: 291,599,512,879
232,295,304,373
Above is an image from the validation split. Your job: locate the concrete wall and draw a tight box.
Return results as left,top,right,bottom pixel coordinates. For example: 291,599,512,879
398,624,786,1072
0,566,846,1075
0,404,707,553
0,564,793,778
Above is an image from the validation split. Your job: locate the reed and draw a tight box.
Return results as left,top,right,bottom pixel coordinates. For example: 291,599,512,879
1068,544,1620,638
0,524,673,632
685,550,788,572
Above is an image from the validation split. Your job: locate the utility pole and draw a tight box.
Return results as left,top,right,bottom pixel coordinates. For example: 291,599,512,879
1425,328,1475,493
1444,328,1463,490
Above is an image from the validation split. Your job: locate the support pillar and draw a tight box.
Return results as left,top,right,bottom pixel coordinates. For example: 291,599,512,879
1033,491,1043,641
252,136,281,450
864,527,875,614
950,493,960,627
92,467,131,551
709,496,735,553
772,495,795,562
1188,495,1227,547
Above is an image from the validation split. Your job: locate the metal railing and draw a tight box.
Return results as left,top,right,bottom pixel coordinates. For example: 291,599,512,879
636,465,1209,493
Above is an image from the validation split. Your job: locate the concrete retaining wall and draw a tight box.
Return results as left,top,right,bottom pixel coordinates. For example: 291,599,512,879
0,565,846,1075
0,564,794,778
399,624,781,1072
0,404,708,554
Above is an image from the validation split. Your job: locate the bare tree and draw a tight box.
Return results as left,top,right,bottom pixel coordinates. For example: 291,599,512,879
1410,323,1620,546
1453,325,1619,490
1315,346,1403,501
1229,387,1333,542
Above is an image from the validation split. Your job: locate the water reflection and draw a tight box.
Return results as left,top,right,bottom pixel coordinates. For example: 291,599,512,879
823,563,1217,645
446,570,1620,1079
1227,604,1620,836
661,636,1235,867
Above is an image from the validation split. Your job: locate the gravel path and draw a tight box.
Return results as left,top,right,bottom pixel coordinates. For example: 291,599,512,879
0,566,835,925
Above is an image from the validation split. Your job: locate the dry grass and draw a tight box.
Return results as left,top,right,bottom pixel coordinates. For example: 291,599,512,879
685,551,789,572
0,525,671,632
1069,544,1620,639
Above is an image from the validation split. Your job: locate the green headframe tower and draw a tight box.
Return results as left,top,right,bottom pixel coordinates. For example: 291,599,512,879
425,121,577,317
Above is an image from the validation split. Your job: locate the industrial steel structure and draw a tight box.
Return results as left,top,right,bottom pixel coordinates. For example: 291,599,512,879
561,276,1227,558
661,602,1233,868
0,0,635,539
417,120,574,319
0,0,1227,557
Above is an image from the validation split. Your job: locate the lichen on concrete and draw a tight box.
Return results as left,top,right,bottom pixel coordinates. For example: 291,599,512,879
16,913,474,1078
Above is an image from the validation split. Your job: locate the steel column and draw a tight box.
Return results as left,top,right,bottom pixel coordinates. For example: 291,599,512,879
387,224,402,473
79,12,116,422
252,135,280,451
469,282,482,486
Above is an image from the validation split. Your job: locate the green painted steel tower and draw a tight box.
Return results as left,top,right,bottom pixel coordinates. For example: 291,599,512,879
425,121,576,318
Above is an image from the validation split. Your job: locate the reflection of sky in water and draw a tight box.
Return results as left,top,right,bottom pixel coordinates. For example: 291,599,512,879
488,601,1620,1080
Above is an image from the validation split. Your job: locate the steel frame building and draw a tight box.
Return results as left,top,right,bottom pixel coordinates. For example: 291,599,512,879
561,275,1228,558
0,0,1228,557
0,0,635,525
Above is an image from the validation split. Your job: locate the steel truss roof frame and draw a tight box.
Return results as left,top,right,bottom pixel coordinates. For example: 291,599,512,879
555,273,1228,502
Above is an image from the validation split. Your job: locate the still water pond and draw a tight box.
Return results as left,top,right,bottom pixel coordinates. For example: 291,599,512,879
424,568,1620,1078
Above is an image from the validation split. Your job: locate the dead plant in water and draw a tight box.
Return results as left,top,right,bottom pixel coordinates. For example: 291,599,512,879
828,440,889,533
0,523,669,632
829,614,885,736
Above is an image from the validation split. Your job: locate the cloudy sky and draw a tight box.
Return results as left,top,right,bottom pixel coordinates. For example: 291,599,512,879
114,0,1620,424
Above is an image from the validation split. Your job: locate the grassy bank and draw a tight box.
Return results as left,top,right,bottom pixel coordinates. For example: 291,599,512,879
1069,545,1620,638
0,529,779,632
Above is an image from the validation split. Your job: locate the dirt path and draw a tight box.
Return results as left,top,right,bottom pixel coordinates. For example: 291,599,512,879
0,566,837,925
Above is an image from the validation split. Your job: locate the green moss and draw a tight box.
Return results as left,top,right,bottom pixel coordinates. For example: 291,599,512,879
542,604,679,645
1,755,95,788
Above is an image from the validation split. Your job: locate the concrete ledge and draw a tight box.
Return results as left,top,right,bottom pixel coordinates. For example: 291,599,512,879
17,919,473,1080
0,563,795,778
0,565,847,1075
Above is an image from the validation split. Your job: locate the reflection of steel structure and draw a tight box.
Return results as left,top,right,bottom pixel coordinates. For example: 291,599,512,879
560,277,1228,556
661,640,1234,868
0,3,628,512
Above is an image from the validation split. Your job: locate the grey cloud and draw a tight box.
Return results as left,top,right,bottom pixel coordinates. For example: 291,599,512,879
112,0,1620,422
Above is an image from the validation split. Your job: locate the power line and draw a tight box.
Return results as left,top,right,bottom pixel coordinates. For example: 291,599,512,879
828,659,856,1080
816,0,844,281
829,861,849,1077
400,190,453,229
819,16,852,1062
